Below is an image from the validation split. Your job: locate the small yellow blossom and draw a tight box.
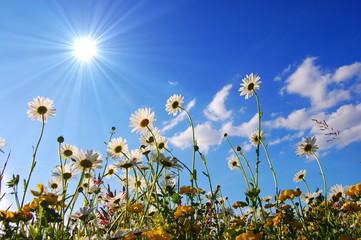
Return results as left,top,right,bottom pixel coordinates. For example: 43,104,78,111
235,231,261,240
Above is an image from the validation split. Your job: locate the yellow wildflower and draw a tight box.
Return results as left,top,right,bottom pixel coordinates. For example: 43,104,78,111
126,202,144,214
142,227,171,240
235,231,261,240
174,205,195,218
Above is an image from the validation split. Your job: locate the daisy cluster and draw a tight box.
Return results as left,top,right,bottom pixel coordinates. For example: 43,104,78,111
0,75,360,239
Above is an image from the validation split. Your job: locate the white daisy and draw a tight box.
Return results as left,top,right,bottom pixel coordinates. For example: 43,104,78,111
227,156,240,170
104,164,117,179
165,94,184,116
156,136,168,152
312,189,323,199
70,206,94,220
107,137,128,159
262,195,273,202
80,178,98,193
249,130,265,147
160,178,177,192
129,108,155,133
60,143,79,159
293,170,307,183
153,153,183,170
296,136,319,158
328,184,348,200
27,96,56,122
52,163,79,181
127,175,146,192
73,150,103,170
0,137,5,153
48,177,61,192
139,127,162,146
243,208,254,216
238,73,262,99
139,145,153,155
114,149,143,169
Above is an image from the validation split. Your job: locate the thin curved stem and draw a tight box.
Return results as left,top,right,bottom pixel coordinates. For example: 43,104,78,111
181,107,197,187
253,90,262,189
20,116,45,208
312,152,327,201
261,142,279,195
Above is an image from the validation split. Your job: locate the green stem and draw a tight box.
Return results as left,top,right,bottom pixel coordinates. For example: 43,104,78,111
254,90,262,189
302,179,311,194
261,142,279,195
20,116,46,208
312,152,327,201
181,108,197,187
224,136,251,190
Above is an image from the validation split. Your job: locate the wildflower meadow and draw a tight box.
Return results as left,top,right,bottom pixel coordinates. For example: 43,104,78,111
1,74,361,240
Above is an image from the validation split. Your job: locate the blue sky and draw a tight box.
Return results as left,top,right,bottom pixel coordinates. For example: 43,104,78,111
1,0,361,208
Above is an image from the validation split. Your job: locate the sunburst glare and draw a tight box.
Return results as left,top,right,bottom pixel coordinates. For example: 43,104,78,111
72,38,97,62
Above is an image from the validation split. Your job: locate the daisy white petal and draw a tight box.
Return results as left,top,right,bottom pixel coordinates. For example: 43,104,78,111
27,96,56,122
0,137,6,153
165,94,184,116
73,150,103,170
129,108,155,133
52,163,79,181
238,73,262,99
296,136,319,158
107,137,128,159
60,143,79,159
228,156,240,170
249,130,265,147
104,164,117,179
293,170,306,183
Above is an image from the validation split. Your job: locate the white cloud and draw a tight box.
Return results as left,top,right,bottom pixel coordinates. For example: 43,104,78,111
274,64,293,81
168,121,222,154
264,108,317,131
284,57,352,110
265,103,361,150
162,99,196,132
168,81,178,85
332,62,361,83
203,84,233,121
221,113,259,138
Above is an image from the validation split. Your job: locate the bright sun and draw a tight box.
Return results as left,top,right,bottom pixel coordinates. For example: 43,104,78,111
73,38,97,62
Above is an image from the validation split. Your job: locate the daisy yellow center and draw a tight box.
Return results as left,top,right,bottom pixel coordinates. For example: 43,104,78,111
120,162,133,169
37,106,48,115
298,174,304,179
147,136,154,143
50,183,59,189
80,159,93,168
63,172,72,180
247,83,255,91
172,101,179,109
304,144,312,152
158,142,165,149
232,161,238,166
114,145,122,153
108,169,114,174
63,149,73,157
140,118,149,128
160,159,172,167
135,181,142,188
